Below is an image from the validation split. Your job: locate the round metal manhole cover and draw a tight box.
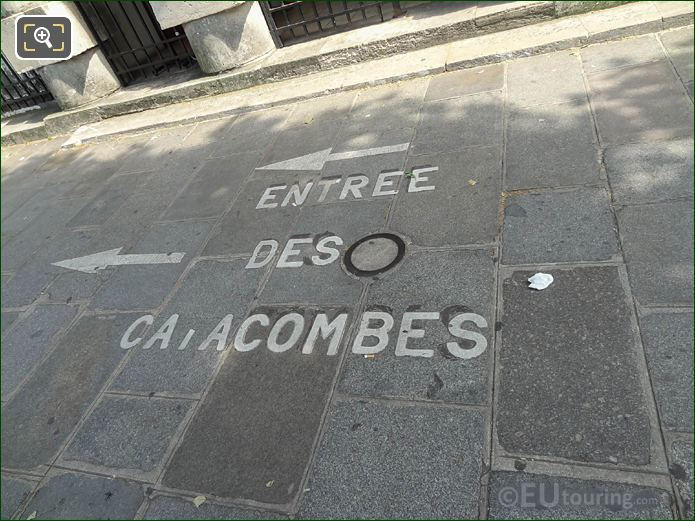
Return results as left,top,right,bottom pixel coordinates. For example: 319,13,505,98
344,233,405,277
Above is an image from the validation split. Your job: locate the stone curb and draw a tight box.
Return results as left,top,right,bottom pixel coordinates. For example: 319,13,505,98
3,1,692,147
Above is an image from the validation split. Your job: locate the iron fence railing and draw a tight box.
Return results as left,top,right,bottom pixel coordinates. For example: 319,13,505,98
1,53,54,114
261,1,404,47
76,1,197,86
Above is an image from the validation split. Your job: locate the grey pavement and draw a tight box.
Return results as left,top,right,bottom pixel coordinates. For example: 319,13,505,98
1,28,692,520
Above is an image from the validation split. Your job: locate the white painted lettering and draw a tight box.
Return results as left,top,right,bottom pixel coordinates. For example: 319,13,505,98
120,314,154,349
372,171,402,197
277,237,312,268
267,313,305,352
197,314,234,351
339,175,369,200
142,314,178,350
246,240,278,269
235,314,269,351
447,313,488,359
256,185,287,209
316,178,340,202
312,235,343,266
395,311,439,357
177,329,196,350
303,313,348,355
408,166,437,193
281,182,314,207
352,311,393,354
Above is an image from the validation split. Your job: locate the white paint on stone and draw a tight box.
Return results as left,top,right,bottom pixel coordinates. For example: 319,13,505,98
235,314,269,352
120,315,154,349
352,311,394,355
395,311,439,358
302,313,348,355
142,314,179,350
197,313,234,351
267,313,305,353
257,143,410,171
53,247,185,273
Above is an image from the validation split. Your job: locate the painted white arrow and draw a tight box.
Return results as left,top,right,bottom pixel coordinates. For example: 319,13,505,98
257,142,410,171
52,248,185,274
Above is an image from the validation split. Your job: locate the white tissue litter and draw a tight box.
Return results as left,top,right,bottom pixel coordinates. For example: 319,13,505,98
528,273,553,290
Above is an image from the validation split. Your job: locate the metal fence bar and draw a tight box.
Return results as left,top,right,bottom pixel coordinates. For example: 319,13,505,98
76,1,197,87
261,1,403,46
1,53,54,114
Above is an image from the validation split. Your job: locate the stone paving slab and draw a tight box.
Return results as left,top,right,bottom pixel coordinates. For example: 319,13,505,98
615,200,693,306
504,100,599,190
580,34,665,73
501,188,618,264
639,311,693,432
90,221,212,311
162,310,343,505
1,304,77,399
487,471,673,519
22,471,144,520
110,258,264,396
59,394,193,481
411,91,503,156
507,51,586,107
669,439,694,519
391,147,501,246
339,249,494,404
1,314,138,472
587,60,694,145
604,138,693,204
496,267,651,465
298,399,484,519
143,495,286,520
1,475,36,519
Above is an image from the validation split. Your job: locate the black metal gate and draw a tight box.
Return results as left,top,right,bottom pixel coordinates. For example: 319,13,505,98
1,54,54,115
261,1,404,47
76,1,197,86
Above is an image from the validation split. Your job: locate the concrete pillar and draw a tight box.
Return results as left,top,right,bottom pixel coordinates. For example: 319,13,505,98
1,1,120,109
151,1,275,74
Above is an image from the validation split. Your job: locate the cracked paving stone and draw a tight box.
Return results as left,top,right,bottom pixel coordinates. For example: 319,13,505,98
1,304,77,399
162,306,346,504
501,188,618,264
487,471,672,519
23,471,143,520
298,399,484,519
143,495,287,519
339,249,494,404
669,439,693,519
496,267,651,465
1,475,35,519
60,395,192,481
111,258,264,396
616,200,693,306
1,314,137,472
640,311,693,432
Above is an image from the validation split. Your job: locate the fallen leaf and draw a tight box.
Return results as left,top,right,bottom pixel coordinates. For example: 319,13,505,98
468,179,477,186
192,495,206,508
266,480,275,488
27,512,37,520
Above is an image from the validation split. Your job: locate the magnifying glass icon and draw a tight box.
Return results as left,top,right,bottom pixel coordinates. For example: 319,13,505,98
33,26,52,48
